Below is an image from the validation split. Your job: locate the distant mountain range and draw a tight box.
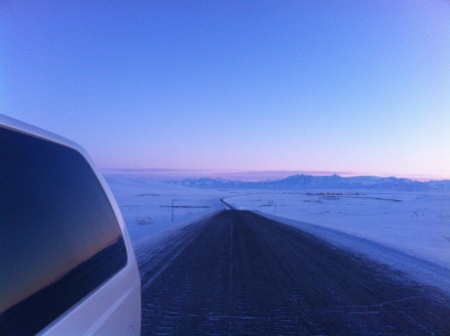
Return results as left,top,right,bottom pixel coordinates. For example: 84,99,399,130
169,174,450,191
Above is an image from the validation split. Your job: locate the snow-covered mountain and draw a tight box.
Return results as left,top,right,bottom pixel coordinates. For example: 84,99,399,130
169,174,450,191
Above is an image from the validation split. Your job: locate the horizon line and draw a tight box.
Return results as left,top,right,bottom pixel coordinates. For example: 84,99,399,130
101,168,450,182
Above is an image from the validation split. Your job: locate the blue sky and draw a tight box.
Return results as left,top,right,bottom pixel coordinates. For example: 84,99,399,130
1,1,449,179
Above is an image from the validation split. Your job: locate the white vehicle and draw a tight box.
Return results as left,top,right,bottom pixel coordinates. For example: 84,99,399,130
0,115,141,335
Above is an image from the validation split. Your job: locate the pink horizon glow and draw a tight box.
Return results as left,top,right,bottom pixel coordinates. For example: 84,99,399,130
102,168,450,182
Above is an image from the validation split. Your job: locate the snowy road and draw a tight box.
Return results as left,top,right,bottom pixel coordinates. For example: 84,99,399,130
139,210,450,335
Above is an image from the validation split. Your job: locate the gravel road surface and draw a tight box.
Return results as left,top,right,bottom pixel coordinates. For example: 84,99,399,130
139,210,450,335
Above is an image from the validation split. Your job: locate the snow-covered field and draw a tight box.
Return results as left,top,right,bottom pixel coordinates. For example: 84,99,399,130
105,174,450,294
105,175,227,251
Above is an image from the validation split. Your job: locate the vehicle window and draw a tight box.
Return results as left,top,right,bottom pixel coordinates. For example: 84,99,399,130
0,126,127,335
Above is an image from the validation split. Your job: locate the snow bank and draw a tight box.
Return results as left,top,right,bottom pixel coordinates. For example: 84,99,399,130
104,174,227,252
